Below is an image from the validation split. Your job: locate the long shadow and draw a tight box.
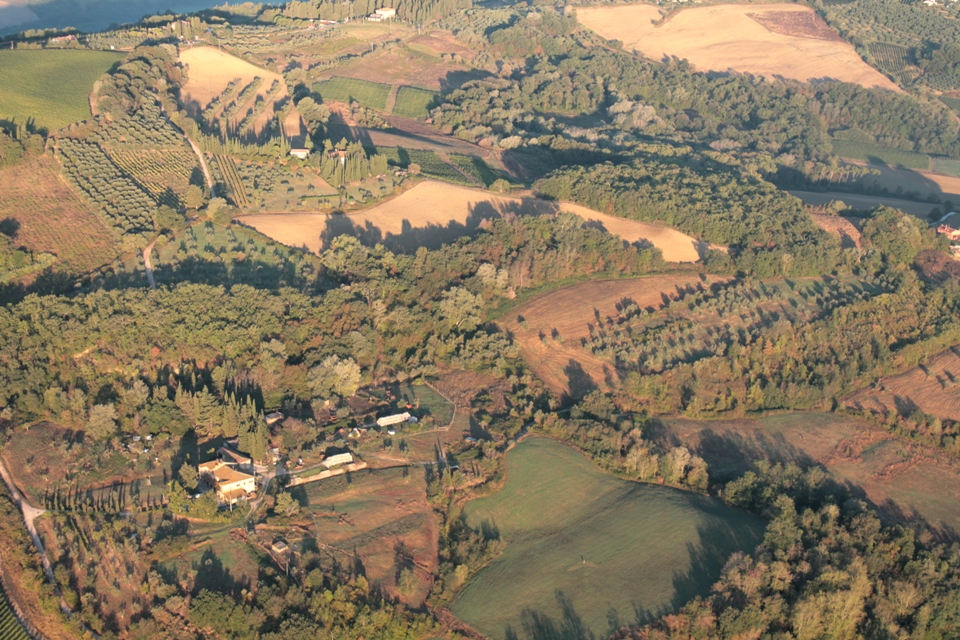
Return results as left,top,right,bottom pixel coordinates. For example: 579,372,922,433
507,590,596,640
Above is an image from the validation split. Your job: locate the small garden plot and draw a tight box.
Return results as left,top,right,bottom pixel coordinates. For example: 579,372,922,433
159,537,262,595
3,422,181,507
286,467,438,604
392,86,439,119
314,77,392,111
394,382,454,428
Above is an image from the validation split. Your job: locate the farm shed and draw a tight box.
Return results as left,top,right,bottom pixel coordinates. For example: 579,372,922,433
289,149,310,160
322,452,353,467
376,412,411,427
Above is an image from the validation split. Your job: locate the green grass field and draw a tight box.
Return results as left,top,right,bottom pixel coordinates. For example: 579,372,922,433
0,50,121,132
451,437,764,640
392,86,438,119
313,77,391,111
830,139,931,170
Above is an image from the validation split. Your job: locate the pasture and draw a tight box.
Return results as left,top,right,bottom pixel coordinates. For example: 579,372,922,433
660,412,960,534
576,3,899,91
238,180,704,260
0,49,121,132
498,275,711,397
0,155,117,275
845,160,960,202
179,47,304,140
451,437,764,639
830,140,930,170
313,77,392,111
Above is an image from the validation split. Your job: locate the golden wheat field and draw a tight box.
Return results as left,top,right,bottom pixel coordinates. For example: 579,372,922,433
238,180,705,261
178,47,304,139
576,3,899,91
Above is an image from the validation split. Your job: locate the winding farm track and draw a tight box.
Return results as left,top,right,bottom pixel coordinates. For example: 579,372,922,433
0,456,76,619
185,135,215,198
143,238,157,290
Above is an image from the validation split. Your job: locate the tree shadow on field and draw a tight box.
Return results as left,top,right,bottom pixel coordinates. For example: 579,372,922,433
668,507,766,613
504,590,595,640
562,360,599,404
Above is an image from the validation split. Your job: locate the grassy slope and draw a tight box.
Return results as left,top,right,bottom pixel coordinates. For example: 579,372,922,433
451,437,764,640
0,50,122,132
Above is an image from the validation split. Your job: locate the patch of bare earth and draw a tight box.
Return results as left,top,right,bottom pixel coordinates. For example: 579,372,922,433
845,345,960,423
747,10,842,41
812,214,862,249
499,275,714,398
916,249,960,284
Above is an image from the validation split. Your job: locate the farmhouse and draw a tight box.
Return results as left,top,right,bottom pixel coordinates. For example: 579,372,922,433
289,149,310,160
375,7,396,17
377,412,411,428
322,452,354,468
198,459,257,505
266,411,285,425
937,224,960,242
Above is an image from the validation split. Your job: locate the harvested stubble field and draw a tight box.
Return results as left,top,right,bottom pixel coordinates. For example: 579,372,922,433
0,155,117,275
576,3,899,91
845,346,960,423
179,47,304,140
293,467,438,604
660,412,960,533
0,49,122,132
238,180,704,260
499,275,712,397
451,437,764,640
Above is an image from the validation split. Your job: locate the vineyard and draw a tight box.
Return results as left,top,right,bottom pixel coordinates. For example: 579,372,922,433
867,42,913,74
212,155,250,207
221,77,263,128
392,86,439,118
0,586,29,640
584,275,894,374
314,77,392,110
379,147,470,184
57,138,156,238
90,101,184,149
448,154,502,187
105,148,199,206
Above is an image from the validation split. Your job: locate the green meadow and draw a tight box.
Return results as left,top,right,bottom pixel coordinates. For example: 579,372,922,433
0,49,121,132
451,437,764,640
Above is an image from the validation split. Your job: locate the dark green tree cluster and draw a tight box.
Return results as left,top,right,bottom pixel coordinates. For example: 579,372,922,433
320,140,388,186
627,461,960,639
95,45,183,118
